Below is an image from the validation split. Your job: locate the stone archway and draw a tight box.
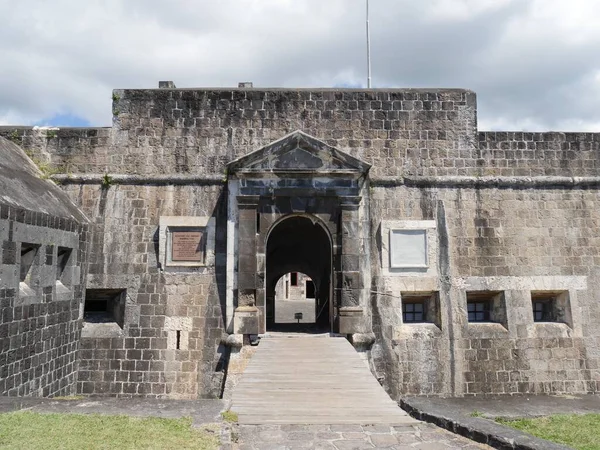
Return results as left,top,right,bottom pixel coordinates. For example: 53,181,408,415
226,131,372,338
265,215,332,331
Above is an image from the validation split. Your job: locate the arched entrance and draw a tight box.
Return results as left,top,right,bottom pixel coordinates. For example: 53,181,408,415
265,215,332,332
226,130,372,337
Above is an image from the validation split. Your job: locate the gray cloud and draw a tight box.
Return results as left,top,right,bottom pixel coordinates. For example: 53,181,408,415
0,0,599,131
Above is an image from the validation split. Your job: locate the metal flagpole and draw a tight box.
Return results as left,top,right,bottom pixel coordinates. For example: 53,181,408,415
366,0,372,88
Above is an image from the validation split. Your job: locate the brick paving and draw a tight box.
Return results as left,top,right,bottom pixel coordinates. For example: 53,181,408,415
225,423,491,449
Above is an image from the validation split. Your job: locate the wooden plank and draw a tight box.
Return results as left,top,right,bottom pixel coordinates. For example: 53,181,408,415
231,336,419,425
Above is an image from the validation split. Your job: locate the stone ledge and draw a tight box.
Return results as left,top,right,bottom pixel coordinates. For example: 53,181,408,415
372,175,600,188
399,397,571,450
51,174,225,185
81,322,124,338
52,173,600,189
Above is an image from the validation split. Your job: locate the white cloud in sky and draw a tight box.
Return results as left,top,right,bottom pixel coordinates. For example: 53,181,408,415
1,0,600,132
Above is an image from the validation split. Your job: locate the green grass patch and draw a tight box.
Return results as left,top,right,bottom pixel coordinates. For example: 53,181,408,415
497,413,600,450
221,410,238,423
0,411,219,450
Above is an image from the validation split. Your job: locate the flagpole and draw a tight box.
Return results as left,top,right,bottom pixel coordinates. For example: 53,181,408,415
366,0,372,88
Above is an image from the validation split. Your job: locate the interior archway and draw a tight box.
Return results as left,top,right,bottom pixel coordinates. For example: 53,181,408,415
273,272,316,324
265,215,332,332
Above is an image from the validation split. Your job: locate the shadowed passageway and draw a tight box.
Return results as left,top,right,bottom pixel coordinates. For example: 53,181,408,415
266,216,332,332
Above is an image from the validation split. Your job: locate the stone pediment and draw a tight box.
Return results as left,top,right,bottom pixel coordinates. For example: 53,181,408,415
228,131,371,175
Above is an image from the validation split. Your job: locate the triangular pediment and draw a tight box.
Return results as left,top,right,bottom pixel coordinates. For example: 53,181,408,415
228,131,371,175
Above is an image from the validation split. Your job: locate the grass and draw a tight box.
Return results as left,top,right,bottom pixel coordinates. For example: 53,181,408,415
497,414,600,450
0,411,219,450
470,410,484,418
22,149,65,180
221,410,238,423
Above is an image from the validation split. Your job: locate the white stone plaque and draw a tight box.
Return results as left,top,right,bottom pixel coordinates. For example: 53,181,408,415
390,229,428,268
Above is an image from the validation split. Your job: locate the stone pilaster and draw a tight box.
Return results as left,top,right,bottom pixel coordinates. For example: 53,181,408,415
234,195,260,335
338,196,365,334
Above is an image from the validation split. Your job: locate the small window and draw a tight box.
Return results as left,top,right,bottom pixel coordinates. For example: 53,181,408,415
531,291,570,324
56,247,72,281
533,299,552,322
466,291,506,324
403,301,425,323
401,292,440,327
305,280,315,299
84,289,126,328
20,243,40,284
290,272,298,286
468,301,490,322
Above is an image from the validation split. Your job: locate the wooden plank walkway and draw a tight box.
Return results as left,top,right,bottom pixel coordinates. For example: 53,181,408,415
231,335,419,425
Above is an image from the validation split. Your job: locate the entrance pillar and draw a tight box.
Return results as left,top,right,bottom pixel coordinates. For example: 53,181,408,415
234,195,260,335
338,196,365,334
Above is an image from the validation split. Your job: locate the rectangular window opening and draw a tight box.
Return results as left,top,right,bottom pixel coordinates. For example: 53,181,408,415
467,301,490,322
84,289,126,328
466,291,505,324
531,291,569,324
176,330,181,350
20,243,40,284
402,300,425,323
290,272,298,286
55,247,74,295
56,247,72,281
305,280,316,299
401,292,439,325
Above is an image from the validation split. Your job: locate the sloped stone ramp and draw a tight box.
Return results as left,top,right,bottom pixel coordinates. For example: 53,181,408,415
231,335,419,425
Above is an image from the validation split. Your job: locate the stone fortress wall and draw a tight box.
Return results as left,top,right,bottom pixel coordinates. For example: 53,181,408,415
1,85,599,399
0,138,88,397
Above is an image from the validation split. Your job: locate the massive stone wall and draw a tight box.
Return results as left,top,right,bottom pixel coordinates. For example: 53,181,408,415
3,97,600,180
0,137,88,397
478,132,600,176
66,183,227,398
2,87,599,399
2,88,478,177
370,185,600,397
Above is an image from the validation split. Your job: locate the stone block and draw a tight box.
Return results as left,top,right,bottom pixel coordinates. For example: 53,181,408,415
338,307,364,334
233,306,260,335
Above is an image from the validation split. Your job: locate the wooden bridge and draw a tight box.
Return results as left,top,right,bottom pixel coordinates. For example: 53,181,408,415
231,335,419,425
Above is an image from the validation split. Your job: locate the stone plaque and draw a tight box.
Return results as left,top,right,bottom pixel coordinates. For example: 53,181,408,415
171,231,204,262
390,229,427,268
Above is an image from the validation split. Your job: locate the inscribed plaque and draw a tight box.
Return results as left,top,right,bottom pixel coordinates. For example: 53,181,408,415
390,229,427,268
171,231,204,262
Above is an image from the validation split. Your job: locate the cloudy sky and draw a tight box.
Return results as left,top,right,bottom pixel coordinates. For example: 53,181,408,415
1,0,599,131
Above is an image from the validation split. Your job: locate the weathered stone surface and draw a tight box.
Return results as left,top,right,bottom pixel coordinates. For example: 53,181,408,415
1,86,599,400
0,137,88,397
234,422,491,449
401,396,576,450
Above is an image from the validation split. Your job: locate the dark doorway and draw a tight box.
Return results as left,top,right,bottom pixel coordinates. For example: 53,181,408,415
265,216,332,333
